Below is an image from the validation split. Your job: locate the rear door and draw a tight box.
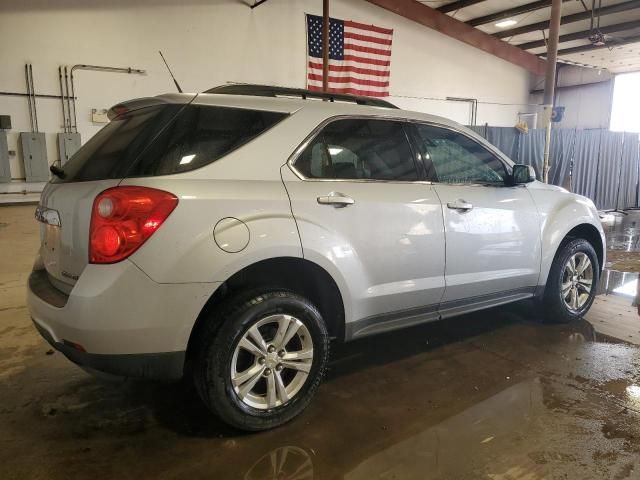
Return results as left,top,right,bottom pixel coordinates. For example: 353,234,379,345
283,118,446,338
409,123,541,308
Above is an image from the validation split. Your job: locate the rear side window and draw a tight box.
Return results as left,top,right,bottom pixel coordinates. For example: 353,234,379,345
131,105,287,177
57,105,287,182
58,105,180,182
295,119,418,181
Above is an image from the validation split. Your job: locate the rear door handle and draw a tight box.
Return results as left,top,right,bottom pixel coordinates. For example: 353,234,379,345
317,192,355,208
447,199,473,211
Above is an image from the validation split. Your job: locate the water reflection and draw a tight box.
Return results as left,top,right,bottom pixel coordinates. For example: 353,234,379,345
244,446,314,480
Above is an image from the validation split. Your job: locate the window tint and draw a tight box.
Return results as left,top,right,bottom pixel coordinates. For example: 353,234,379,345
132,105,287,177
56,105,287,182
57,105,180,182
412,124,507,184
295,119,418,181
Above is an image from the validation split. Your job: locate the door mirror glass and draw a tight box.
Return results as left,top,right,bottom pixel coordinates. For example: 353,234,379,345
512,164,536,184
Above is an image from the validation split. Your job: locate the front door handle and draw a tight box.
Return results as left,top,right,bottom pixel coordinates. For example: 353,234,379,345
447,199,473,211
317,192,355,208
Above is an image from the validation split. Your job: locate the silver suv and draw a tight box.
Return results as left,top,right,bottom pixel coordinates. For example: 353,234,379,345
28,84,605,431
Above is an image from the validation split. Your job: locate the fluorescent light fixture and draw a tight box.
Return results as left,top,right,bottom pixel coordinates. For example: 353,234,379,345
180,154,196,165
495,19,517,28
328,147,343,155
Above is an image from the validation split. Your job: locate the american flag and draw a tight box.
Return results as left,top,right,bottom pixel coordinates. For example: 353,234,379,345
306,14,393,98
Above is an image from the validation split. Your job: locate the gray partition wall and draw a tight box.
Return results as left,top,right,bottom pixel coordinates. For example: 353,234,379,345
470,126,640,210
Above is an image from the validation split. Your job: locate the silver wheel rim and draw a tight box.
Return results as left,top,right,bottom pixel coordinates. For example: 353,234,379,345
231,314,313,410
562,252,594,312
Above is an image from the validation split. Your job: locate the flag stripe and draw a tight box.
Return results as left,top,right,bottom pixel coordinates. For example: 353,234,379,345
307,78,389,93
308,67,389,82
343,31,392,46
342,54,390,67
344,37,393,51
344,43,391,57
307,73,389,87
308,84,389,97
308,61,389,76
344,20,393,36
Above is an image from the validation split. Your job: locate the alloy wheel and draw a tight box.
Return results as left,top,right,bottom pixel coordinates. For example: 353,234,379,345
231,314,313,410
561,252,593,312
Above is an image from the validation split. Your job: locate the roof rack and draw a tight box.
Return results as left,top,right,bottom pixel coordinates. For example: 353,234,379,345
204,84,397,109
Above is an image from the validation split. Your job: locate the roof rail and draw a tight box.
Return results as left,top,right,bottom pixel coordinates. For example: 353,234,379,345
204,83,397,109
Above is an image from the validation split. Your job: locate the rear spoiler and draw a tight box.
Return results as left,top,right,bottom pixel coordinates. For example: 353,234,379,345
107,97,166,121
107,94,196,120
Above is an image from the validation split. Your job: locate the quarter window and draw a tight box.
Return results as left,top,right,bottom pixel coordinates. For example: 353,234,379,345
295,119,418,181
412,124,507,184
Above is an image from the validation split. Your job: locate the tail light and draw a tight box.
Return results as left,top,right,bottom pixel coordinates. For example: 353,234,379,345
89,186,178,264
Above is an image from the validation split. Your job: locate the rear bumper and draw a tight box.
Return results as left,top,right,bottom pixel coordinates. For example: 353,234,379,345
33,319,185,380
27,262,219,380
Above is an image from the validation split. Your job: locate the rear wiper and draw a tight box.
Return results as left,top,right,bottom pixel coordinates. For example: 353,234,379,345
50,165,66,179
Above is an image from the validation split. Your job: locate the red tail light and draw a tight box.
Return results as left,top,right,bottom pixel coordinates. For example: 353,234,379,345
89,186,178,264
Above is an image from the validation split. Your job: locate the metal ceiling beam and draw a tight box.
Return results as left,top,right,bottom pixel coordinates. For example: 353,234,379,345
250,0,270,8
517,20,640,50
494,0,640,38
365,0,546,75
467,0,571,27
554,33,640,55
437,0,488,14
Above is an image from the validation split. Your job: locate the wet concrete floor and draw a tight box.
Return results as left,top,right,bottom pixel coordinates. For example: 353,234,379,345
2,205,640,479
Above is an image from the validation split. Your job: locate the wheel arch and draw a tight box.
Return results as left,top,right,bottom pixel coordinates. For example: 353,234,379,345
186,257,346,362
540,221,605,287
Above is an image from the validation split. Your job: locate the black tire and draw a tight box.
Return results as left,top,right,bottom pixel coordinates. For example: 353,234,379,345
542,238,599,323
193,290,329,431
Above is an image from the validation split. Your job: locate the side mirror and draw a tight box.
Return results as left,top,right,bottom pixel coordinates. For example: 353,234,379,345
511,164,536,184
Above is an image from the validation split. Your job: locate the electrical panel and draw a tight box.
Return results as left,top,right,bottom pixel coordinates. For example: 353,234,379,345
57,132,81,166
20,132,49,182
0,131,10,183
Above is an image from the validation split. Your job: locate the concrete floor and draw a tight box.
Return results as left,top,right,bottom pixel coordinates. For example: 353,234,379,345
2,205,640,480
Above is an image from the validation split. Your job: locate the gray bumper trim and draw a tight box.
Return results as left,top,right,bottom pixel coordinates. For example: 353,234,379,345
33,320,185,381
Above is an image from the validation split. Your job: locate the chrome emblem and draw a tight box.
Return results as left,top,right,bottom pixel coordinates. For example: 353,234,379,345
61,270,79,281
35,206,61,227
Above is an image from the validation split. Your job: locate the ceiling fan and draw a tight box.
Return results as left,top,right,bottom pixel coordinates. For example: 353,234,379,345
587,0,625,47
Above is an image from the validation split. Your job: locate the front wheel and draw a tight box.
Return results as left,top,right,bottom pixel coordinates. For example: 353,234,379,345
193,290,329,431
542,238,599,323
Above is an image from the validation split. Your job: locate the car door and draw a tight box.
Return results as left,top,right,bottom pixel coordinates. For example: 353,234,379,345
282,117,446,339
409,123,541,312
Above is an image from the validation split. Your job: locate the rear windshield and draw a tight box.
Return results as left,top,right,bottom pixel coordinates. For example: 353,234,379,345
56,104,288,182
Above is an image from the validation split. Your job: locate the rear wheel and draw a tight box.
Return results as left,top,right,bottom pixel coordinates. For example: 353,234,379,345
543,238,599,323
193,290,329,431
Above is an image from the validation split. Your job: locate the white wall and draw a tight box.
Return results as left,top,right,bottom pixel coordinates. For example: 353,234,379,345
0,0,534,181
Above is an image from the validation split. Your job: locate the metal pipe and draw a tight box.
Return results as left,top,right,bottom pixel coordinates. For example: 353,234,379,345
70,69,78,133
64,66,72,134
542,0,563,183
58,67,67,133
24,64,34,133
322,0,330,92
29,64,39,133
69,64,146,133
0,90,70,100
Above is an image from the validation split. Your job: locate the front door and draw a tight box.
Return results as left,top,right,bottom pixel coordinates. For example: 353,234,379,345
410,123,541,308
282,118,446,338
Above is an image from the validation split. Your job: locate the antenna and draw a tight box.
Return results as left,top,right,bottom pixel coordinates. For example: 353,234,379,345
159,50,183,93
